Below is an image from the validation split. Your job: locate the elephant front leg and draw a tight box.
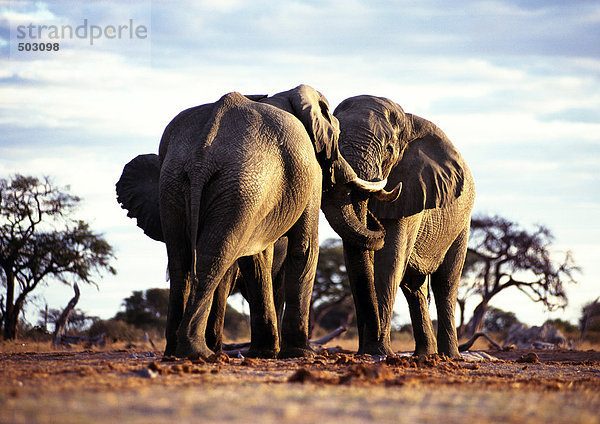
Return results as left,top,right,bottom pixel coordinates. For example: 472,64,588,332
373,219,410,356
373,276,399,356
400,271,437,356
430,227,469,358
343,244,383,355
238,246,279,358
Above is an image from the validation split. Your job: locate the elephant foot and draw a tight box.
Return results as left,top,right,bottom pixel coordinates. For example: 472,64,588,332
278,346,315,359
207,340,223,354
246,347,279,359
412,346,438,357
413,337,438,357
164,345,177,357
359,342,394,357
175,339,214,360
438,345,461,359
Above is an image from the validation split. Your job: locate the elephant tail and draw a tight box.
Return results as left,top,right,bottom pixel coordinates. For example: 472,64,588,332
188,170,211,282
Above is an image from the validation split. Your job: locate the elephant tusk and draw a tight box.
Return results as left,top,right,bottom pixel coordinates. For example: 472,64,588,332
347,177,388,192
347,178,402,203
373,182,402,202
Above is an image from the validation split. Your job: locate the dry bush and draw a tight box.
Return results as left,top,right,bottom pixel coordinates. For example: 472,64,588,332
88,319,145,342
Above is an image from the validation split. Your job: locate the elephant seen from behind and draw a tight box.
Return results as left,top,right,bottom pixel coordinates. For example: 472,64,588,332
321,95,475,358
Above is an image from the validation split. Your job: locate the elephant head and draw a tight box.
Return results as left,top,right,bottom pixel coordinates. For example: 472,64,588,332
321,95,466,250
261,85,400,195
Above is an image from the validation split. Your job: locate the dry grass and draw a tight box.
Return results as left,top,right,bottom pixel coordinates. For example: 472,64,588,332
573,340,600,351
0,339,160,354
0,340,59,354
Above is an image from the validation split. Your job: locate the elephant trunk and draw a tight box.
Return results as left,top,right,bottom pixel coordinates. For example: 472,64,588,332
321,185,386,251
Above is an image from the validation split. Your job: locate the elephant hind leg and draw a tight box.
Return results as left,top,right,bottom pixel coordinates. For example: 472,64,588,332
205,264,239,353
278,199,320,359
162,201,191,357
431,226,469,358
175,246,239,359
238,245,279,358
401,269,437,356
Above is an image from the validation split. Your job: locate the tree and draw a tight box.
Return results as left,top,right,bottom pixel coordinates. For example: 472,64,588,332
580,297,600,340
38,306,97,333
114,288,169,333
310,238,353,332
457,249,481,335
459,214,579,337
544,318,578,336
0,175,115,339
483,306,520,334
223,303,250,340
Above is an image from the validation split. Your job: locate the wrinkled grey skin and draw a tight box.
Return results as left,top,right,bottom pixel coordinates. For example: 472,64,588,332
205,237,288,354
321,95,475,358
117,85,389,360
116,150,287,356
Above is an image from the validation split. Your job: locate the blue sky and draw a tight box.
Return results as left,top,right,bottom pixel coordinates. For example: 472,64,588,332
1,0,599,327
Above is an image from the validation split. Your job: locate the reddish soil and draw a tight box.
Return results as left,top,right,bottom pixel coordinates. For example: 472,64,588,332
1,346,599,423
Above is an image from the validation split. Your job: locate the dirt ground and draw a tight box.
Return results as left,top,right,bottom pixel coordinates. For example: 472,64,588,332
1,342,600,424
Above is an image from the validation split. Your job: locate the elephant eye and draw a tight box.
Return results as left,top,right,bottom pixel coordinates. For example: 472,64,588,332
386,144,394,155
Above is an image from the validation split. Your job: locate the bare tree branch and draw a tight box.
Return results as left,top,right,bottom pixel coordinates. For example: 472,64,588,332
459,214,579,337
52,283,81,345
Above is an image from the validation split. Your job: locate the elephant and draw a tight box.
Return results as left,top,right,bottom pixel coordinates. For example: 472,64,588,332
321,95,475,358
117,150,289,355
116,85,395,359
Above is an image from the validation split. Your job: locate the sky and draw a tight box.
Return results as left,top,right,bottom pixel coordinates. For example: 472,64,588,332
1,0,599,328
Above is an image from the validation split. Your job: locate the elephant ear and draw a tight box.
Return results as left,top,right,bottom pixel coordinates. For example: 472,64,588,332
116,153,164,242
369,128,466,219
266,84,340,166
289,85,340,165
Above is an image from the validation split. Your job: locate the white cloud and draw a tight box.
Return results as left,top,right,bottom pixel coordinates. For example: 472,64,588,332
3,0,600,325
0,1,57,23
472,0,542,17
482,159,558,173
190,0,245,13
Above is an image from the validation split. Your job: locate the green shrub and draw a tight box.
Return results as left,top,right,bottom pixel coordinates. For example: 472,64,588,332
21,325,52,342
582,318,600,344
